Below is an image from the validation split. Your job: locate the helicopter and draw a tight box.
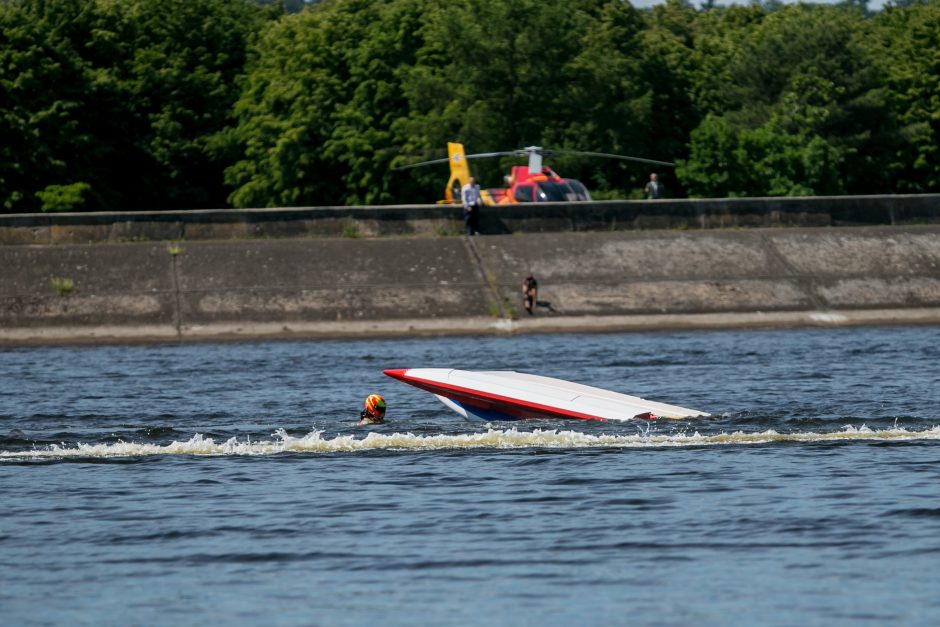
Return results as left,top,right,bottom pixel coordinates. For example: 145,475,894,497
397,142,675,205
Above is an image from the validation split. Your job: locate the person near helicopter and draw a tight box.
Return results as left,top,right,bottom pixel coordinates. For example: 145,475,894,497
461,176,482,235
644,173,663,199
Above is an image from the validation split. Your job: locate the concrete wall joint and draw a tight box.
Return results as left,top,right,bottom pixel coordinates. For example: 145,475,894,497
462,236,507,320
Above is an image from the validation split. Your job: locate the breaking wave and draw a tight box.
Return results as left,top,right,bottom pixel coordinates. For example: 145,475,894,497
3,425,940,460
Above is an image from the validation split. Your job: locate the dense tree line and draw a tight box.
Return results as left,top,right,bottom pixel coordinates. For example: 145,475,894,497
1,0,939,212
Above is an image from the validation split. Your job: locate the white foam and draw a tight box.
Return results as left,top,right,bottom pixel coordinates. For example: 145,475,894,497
2,425,940,461
809,312,849,324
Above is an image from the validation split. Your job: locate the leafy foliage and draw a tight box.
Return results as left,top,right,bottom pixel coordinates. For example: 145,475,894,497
867,0,940,191
2,0,940,212
0,0,272,212
36,182,93,212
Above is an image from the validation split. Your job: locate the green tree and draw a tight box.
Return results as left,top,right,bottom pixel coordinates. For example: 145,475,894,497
0,1,115,212
686,3,766,118
544,0,660,195
36,182,92,212
120,0,273,210
0,0,270,213
868,0,940,192
678,4,891,196
224,0,428,206
7,0,938,209
676,116,745,197
320,0,427,204
678,112,842,197
629,0,701,197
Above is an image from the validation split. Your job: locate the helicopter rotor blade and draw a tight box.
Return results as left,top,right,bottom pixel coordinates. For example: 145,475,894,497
550,149,676,168
395,151,520,170
464,151,519,159
394,156,452,171
396,147,675,170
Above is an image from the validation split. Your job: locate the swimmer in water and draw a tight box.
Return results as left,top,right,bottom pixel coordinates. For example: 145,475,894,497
359,394,386,425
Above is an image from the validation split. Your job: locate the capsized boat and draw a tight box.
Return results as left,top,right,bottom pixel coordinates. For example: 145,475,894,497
383,368,708,421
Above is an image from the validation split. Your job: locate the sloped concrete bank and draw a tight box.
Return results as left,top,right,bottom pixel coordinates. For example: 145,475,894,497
2,225,940,345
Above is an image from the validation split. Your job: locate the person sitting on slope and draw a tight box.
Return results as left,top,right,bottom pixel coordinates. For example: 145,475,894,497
522,274,538,315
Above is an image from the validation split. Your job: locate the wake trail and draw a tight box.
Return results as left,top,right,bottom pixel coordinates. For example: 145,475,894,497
2,425,940,460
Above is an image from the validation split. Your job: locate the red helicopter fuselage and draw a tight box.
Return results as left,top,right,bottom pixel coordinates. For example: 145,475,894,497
435,143,593,206
487,165,592,204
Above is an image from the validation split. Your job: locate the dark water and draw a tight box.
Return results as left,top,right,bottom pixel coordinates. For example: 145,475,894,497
2,327,939,625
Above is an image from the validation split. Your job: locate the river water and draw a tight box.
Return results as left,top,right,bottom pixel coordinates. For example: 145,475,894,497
2,326,939,625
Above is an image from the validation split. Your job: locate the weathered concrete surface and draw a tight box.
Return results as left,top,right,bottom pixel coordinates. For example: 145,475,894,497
1,225,939,345
2,194,939,246
476,226,940,317
0,238,492,343
1,244,177,330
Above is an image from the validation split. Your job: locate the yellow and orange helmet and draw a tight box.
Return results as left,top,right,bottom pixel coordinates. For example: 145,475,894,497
363,394,386,418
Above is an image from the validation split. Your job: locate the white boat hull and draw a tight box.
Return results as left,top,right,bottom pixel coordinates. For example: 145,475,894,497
384,368,708,421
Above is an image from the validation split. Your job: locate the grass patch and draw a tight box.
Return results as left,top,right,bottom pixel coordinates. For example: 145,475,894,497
435,220,463,237
50,277,74,294
342,222,362,238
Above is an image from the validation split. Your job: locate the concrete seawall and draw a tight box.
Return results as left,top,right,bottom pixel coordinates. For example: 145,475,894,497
2,225,939,345
1,194,939,245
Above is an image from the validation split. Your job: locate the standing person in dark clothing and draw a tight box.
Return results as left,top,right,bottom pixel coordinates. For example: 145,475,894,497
644,173,662,199
461,176,482,235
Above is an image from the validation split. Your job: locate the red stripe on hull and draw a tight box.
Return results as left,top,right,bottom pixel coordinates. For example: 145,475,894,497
383,369,607,421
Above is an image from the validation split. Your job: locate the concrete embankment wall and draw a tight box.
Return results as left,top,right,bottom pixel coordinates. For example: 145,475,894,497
1,194,939,245
2,225,940,345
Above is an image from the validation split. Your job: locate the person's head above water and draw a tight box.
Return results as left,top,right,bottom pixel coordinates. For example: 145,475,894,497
360,394,386,424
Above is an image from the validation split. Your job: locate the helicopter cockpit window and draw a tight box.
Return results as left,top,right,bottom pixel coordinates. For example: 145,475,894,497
537,181,590,202
567,180,591,201
514,185,535,202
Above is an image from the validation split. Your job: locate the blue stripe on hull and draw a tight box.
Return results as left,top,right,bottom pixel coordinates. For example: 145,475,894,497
453,400,520,422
